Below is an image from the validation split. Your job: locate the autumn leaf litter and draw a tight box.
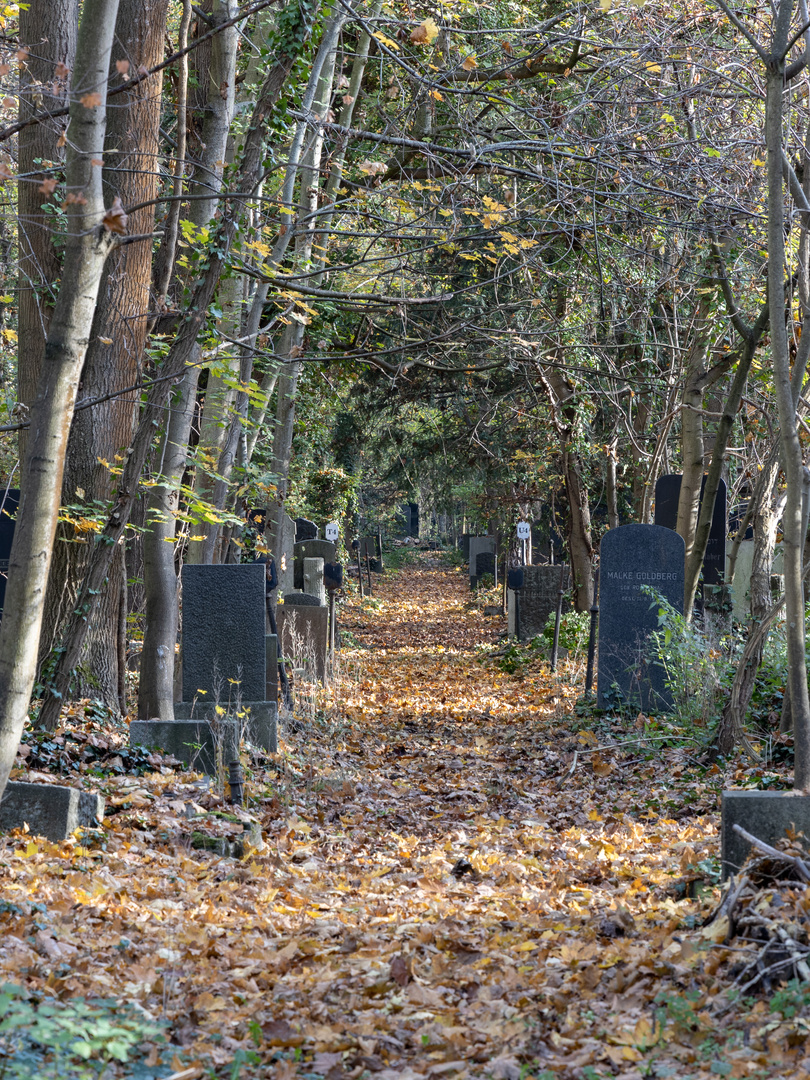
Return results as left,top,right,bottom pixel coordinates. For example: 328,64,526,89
1,554,808,1078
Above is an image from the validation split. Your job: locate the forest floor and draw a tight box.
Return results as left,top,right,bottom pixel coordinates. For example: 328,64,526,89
1,553,808,1080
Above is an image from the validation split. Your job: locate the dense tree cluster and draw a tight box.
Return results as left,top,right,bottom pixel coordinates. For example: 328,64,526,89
0,0,809,798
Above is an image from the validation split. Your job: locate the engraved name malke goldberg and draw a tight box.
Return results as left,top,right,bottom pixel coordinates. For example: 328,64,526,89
606,571,680,581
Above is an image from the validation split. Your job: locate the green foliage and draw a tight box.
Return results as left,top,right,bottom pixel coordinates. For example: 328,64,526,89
645,587,734,734
0,984,165,1078
542,609,590,656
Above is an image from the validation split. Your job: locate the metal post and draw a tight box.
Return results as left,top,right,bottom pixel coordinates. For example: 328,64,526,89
329,591,336,665
550,564,568,672
585,569,600,697
228,761,244,807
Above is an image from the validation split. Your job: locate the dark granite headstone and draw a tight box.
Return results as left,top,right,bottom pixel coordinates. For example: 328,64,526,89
293,539,336,590
460,534,471,560
597,524,684,712
510,564,570,641
181,564,266,702
531,522,565,565
475,551,496,581
295,518,319,542
654,474,727,585
408,502,419,538
0,488,19,614
469,536,496,588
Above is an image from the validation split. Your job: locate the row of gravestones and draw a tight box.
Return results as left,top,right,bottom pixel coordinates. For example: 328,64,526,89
484,474,782,712
129,512,391,774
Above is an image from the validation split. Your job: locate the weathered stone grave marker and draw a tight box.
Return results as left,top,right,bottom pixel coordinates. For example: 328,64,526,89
294,538,336,590
0,782,104,841
654,474,727,587
277,593,328,682
131,563,277,770
597,524,684,712
295,518,319,542
508,565,571,641
468,536,496,589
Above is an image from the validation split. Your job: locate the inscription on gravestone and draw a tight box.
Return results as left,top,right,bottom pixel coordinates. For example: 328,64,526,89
654,474,727,586
597,524,684,712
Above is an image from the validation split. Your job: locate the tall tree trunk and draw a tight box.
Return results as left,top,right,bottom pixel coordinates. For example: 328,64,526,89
37,0,168,721
138,0,239,721
17,0,79,463
765,27,810,789
33,1,320,733
0,0,120,800
716,457,783,755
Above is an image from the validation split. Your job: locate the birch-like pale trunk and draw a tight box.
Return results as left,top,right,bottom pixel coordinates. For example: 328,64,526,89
138,0,239,720
0,0,120,800
765,2,810,788
35,4,319,731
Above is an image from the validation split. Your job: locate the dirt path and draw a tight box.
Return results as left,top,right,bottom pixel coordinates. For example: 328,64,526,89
2,556,802,1079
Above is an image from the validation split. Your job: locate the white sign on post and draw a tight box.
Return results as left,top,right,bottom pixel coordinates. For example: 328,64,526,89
325,521,339,543
516,521,530,540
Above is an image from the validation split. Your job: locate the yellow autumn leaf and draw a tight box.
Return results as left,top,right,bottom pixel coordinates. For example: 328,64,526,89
462,54,477,70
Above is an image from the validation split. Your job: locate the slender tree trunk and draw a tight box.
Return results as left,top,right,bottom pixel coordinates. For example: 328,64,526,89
676,329,710,568
36,0,168,722
137,0,239,719
716,459,783,755
17,0,79,463
765,36,810,789
34,1,320,728
0,0,120,801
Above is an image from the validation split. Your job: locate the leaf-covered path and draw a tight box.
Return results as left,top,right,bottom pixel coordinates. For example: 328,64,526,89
2,556,807,1079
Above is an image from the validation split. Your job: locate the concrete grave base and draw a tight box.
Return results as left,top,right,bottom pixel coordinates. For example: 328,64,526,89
0,781,104,841
721,789,810,878
130,718,240,775
173,700,278,754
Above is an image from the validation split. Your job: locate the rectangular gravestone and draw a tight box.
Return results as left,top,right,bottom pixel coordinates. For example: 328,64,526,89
508,565,570,640
727,541,784,621
408,503,419,538
277,600,328,682
469,536,496,589
597,524,684,712
181,564,266,701
0,781,104,841
0,487,19,615
303,557,326,605
460,534,471,560
294,539,336,590
654,474,727,586
531,522,564,565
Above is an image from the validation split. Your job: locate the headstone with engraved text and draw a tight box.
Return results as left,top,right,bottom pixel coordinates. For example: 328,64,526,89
597,524,684,712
